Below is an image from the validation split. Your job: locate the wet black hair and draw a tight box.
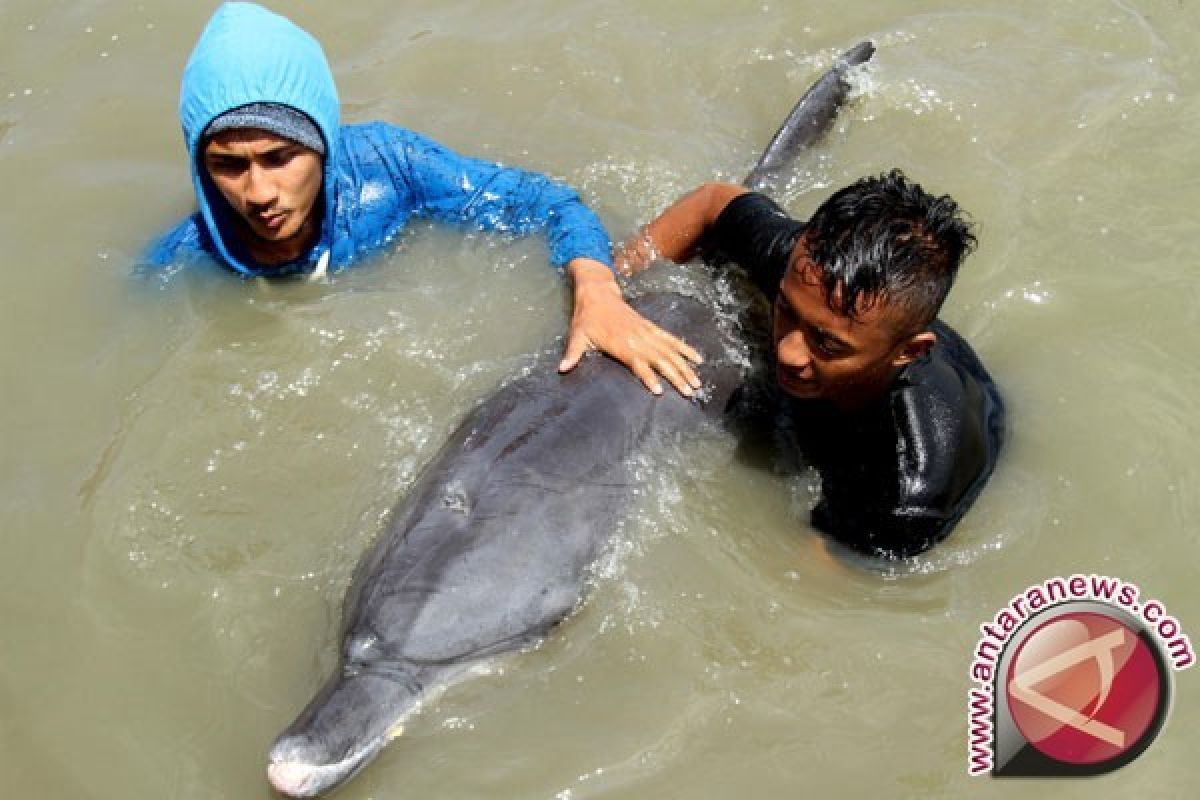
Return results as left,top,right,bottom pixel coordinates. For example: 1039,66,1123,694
800,169,976,331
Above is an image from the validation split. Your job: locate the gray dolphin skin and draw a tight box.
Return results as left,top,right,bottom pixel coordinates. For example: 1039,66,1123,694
266,41,874,798
744,39,874,193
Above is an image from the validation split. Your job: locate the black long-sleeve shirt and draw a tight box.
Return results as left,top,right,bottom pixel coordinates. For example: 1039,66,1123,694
706,192,1005,558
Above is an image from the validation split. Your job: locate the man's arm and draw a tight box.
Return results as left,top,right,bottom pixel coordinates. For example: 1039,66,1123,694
811,495,956,560
142,214,210,269
615,182,748,274
399,129,610,267
398,129,704,396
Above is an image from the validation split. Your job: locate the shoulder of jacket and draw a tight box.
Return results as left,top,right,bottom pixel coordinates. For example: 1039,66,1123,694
145,213,207,262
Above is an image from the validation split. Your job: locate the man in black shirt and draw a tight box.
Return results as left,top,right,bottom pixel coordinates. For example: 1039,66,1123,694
617,170,1004,559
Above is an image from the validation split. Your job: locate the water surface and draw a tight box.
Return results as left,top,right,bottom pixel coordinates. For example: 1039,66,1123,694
2,1,1197,797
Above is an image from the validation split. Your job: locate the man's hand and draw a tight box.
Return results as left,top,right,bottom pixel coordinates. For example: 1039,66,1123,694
560,258,703,396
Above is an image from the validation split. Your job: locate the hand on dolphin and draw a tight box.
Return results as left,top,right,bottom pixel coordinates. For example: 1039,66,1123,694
560,257,704,396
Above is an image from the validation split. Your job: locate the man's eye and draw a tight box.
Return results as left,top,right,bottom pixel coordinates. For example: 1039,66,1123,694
264,150,296,168
811,333,840,357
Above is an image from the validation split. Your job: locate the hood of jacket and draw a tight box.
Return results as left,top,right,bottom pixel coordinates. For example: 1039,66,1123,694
179,2,340,275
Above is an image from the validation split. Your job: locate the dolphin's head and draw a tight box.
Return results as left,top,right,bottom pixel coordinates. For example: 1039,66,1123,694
267,667,417,797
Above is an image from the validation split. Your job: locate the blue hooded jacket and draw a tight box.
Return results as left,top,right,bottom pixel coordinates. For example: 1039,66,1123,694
147,2,613,277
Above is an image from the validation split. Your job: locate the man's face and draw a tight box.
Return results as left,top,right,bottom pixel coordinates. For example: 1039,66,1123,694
772,244,933,407
202,129,323,248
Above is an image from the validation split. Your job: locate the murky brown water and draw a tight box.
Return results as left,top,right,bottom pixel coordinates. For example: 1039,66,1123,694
2,1,1197,797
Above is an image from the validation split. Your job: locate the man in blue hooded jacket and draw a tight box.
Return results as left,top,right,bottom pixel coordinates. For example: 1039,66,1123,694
147,2,701,396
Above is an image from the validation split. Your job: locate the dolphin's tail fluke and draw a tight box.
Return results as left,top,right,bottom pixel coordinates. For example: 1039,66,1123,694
743,40,875,193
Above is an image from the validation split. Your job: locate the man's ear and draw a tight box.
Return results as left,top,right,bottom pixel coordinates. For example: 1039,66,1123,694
891,330,937,368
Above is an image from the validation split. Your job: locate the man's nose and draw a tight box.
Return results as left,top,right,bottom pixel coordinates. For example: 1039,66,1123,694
244,164,277,207
776,331,812,371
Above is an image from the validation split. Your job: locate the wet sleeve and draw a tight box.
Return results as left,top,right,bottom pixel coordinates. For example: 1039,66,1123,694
394,130,613,269
140,214,210,268
701,192,805,300
811,488,957,560
809,366,999,560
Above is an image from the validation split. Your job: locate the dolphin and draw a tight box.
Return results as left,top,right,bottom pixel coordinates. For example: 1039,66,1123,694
266,40,874,798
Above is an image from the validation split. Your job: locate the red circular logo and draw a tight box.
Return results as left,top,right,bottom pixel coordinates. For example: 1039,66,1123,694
1005,611,1163,766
